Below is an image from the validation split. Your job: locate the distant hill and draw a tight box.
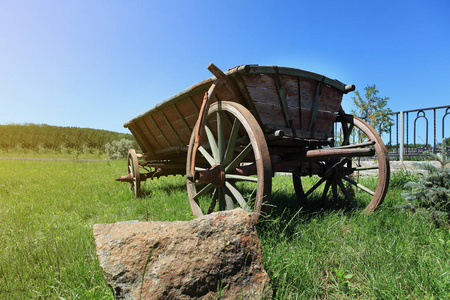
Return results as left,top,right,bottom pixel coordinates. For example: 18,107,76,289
0,123,136,153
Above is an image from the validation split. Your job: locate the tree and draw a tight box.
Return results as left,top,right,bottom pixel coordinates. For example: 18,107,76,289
351,84,394,136
105,138,134,160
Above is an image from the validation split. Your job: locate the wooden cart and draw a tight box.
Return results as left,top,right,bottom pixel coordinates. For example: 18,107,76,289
117,64,390,222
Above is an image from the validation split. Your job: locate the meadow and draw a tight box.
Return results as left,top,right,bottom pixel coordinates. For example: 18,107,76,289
0,157,449,299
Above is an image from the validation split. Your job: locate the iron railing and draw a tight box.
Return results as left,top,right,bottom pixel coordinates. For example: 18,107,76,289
387,105,450,160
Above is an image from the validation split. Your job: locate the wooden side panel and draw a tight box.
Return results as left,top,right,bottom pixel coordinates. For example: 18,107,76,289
244,74,286,129
243,73,344,139
281,75,342,133
127,67,346,159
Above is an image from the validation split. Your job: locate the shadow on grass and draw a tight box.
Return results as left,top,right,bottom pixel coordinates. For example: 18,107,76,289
139,178,187,198
136,174,378,234
258,186,374,236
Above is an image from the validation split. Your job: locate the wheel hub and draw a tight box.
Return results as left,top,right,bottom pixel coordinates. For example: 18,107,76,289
193,164,226,187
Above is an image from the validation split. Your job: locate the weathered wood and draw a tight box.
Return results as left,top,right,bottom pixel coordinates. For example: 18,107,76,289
273,67,292,129
148,114,171,148
303,147,375,160
127,123,155,158
308,76,325,134
207,63,244,104
160,110,184,146
139,118,163,149
297,77,302,129
124,64,349,161
172,104,192,135
230,72,263,125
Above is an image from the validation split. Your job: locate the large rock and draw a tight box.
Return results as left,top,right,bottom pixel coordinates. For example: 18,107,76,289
93,209,272,299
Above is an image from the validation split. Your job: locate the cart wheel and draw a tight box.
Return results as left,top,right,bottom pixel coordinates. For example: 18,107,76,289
186,101,272,223
127,148,141,198
293,115,390,213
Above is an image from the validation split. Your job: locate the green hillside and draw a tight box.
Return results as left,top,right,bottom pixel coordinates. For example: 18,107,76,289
0,123,136,154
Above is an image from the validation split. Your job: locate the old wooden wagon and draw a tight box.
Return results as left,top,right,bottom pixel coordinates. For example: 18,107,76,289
117,64,390,222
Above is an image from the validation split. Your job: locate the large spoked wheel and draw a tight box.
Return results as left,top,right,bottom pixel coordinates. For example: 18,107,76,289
293,115,390,213
127,148,141,198
186,101,272,223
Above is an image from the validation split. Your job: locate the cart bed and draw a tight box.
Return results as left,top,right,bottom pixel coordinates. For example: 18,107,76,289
124,65,354,161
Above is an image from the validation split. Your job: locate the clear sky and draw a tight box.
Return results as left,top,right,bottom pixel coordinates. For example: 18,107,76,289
1,0,449,134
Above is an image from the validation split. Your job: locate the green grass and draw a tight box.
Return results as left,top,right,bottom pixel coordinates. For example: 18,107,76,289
0,158,449,299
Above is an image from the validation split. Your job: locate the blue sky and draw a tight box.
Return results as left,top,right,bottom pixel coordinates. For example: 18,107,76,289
1,0,449,135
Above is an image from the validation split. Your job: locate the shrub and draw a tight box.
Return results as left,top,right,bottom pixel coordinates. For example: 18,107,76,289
397,142,450,227
105,138,134,160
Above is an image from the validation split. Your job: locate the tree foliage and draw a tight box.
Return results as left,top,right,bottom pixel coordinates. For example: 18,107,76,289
351,84,394,136
0,123,137,154
105,138,135,160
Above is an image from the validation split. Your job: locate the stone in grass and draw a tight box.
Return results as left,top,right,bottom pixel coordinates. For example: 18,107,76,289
93,208,272,300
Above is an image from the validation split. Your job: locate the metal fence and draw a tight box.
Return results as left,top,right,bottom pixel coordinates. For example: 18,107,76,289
386,105,450,160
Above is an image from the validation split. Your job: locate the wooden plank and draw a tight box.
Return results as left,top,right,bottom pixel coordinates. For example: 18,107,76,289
243,65,348,92
162,104,191,145
176,97,199,130
160,110,184,146
172,104,192,135
231,72,263,126
140,118,163,149
188,95,200,113
148,114,171,147
273,67,292,129
308,76,325,134
128,122,155,158
152,110,181,147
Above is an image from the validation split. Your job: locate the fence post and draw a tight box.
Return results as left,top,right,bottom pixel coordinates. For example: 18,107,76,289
400,111,404,162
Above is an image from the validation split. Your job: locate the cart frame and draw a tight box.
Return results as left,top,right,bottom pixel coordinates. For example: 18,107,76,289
117,63,390,222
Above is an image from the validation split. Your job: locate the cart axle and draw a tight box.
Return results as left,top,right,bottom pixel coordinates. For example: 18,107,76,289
116,173,134,183
192,164,226,187
116,173,148,183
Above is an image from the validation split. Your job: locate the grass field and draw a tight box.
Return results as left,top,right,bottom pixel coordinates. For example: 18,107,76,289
0,158,449,299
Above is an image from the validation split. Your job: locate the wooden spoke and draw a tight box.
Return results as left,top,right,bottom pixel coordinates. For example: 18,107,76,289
223,187,235,210
225,182,251,212
336,178,356,208
224,118,240,165
304,177,326,198
224,143,253,173
320,180,331,203
205,125,219,164
341,175,376,196
293,115,389,213
193,183,214,200
207,188,218,214
331,180,338,203
187,101,271,223
217,111,225,162
225,174,258,182
218,187,226,211
198,146,215,166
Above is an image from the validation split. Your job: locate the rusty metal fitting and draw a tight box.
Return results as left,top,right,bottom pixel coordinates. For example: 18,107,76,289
116,173,134,183
194,164,225,187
